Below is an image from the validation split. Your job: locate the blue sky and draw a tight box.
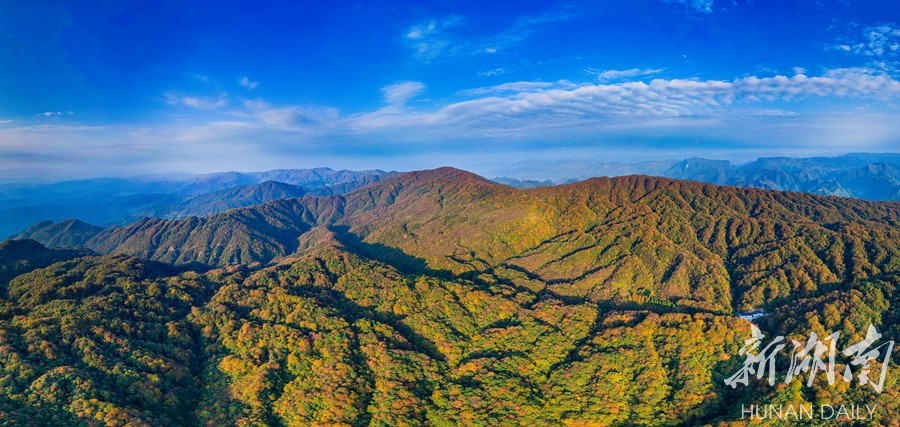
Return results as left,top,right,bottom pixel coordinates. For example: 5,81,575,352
1,0,900,180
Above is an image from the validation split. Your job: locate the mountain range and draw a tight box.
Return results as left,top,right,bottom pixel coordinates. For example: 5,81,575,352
1,165,899,425
492,152,900,201
4,154,899,241
0,167,393,238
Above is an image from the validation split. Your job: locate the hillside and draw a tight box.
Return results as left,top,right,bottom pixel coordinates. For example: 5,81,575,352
0,238,92,291
86,198,326,266
0,242,896,425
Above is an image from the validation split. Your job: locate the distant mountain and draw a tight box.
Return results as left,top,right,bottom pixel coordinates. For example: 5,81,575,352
732,153,900,199
486,159,676,182
724,154,900,200
491,177,556,188
0,168,393,237
494,153,900,201
8,219,104,248
162,167,391,195
661,157,735,185
152,173,396,219
245,167,392,189
162,180,309,218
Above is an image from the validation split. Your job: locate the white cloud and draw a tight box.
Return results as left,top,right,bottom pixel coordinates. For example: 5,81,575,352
585,68,665,82
831,23,900,71
404,16,466,61
153,70,900,142
381,81,426,106
5,70,900,181
182,97,228,109
2,124,107,135
239,76,260,90
236,99,340,130
406,16,466,40
732,108,798,117
403,9,574,62
457,80,573,96
852,24,900,57
478,67,510,77
165,92,229,109
349,70,900,142
36,111,74,117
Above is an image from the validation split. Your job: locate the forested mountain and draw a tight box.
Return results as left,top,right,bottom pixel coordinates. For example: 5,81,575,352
8,219,104,248
0,168,898,426
163,181,309,218
79,167,900,313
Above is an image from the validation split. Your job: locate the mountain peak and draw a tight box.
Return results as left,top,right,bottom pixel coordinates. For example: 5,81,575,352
394,167,496,187
9,219,104,248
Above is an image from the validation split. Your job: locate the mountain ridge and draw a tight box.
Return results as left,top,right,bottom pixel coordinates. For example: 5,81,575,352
0,168,395,237
48,167,898,316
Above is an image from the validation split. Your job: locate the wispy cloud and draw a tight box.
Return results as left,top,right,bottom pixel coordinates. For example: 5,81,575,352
190,73,210,82
478,10,576,53
381,81,426,106
35,111,74,118
457,80,574,96
662,0,714,13
404,16,467,61
403,8,575,62
585,68,665,82
165,92,229,110
193,69,900,145
831,23,900,71
2,124,106,134
236,99,340,130
845,24,900,57
122,71,900,142
239,76,260,90
4,70,900,180
284,70,900,149
478,67,511,77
